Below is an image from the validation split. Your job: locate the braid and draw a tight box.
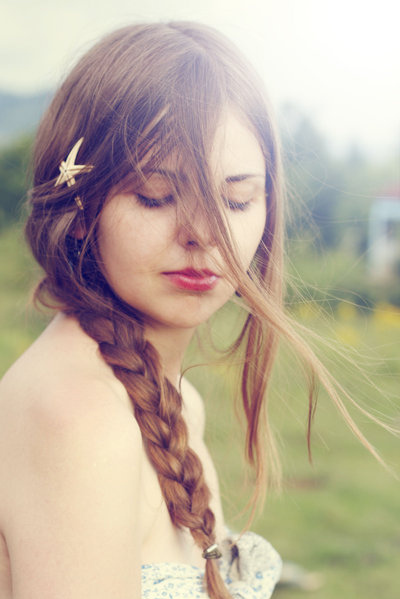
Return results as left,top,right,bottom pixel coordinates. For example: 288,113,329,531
78,308,231,599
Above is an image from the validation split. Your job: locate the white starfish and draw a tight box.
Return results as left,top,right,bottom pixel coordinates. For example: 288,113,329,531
55,137,93,187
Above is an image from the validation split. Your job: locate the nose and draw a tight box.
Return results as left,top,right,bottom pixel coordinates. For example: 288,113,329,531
176,208,214,249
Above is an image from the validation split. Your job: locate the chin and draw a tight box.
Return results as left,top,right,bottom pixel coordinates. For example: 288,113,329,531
125,288,234,331
152,314,213,331
144,303,225,331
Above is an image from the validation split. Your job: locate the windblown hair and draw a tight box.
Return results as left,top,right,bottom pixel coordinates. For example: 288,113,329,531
24,21,386,599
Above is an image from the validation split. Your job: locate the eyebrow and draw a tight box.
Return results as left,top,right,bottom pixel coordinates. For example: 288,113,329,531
148,169,265,183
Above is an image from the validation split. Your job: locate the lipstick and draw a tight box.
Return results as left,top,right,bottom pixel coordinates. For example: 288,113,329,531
162,268,219,292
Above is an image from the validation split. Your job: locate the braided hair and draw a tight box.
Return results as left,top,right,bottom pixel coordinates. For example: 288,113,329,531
26,22,284,598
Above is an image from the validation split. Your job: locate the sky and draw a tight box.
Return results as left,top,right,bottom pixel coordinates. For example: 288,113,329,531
1,0,399,158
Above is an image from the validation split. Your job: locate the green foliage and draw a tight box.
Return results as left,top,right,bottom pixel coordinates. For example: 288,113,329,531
189,306,400,599
280,103,345,247
0,135,33,229
0,226,46,372
286,238,400,308
279,103,399,254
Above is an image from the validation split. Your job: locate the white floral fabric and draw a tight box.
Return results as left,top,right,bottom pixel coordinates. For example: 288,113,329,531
141,531,281,598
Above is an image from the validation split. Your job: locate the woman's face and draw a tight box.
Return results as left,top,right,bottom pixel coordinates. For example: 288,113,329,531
97,111,267,333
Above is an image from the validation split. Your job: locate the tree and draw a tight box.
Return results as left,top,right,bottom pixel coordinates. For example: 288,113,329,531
0,135,33,229
279,103,345,247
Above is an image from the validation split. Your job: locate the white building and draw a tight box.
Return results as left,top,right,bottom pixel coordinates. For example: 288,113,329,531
369,194,400,281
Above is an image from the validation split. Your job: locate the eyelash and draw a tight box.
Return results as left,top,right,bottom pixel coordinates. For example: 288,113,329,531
224,198,251,212
136,193,252,212
135,194,174,208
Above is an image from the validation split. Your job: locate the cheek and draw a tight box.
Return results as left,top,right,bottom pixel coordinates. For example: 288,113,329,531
231,206,267,269
98,208,174,270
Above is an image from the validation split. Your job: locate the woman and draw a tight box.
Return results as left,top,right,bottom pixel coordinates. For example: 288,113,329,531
0,21,382,599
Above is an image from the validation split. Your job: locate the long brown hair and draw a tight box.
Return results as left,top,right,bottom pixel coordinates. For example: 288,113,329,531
24,21,388,599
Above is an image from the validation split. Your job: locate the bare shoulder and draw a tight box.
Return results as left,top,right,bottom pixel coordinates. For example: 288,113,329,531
1,313,134,417
0,313,143,597
0,312,142,507
180,377,206,437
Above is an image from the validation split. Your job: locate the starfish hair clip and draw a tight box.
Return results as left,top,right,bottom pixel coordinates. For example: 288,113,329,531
54,137,94,210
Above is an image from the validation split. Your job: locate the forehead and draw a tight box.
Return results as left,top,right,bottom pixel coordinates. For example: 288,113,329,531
154,110,265,184
210,110,265,180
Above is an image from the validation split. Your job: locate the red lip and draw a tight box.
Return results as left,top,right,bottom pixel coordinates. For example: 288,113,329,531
162,268,219,291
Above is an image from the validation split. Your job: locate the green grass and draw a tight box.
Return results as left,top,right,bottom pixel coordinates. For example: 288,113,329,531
0,225,47,369
1,225,399,599
188,306,400,599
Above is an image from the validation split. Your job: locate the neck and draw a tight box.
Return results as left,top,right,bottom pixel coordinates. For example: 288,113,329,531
144,324,195,387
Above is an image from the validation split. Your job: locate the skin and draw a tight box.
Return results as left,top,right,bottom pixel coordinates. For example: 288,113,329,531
0,110,266,599
98,111,267,381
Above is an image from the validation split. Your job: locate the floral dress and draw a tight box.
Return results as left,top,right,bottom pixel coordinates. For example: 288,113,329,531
141,531,281,598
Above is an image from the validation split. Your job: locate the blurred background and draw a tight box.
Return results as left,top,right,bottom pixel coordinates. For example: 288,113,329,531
1,1,399,597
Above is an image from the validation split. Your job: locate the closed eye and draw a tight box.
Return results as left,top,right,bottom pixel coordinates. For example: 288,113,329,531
135,193,174,208
223,197,252,211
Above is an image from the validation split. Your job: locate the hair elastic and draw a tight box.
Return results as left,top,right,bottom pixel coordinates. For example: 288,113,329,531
202,543,222,560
